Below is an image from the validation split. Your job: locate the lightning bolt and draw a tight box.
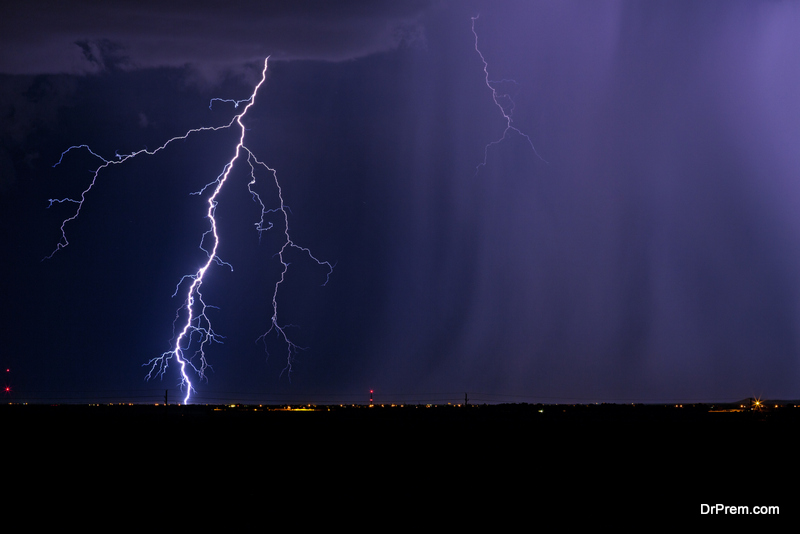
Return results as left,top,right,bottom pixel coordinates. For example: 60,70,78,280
471,14,546,174
46,57,333,403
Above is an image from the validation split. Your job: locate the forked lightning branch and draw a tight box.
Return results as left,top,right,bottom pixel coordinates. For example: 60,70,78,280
46,58,333,403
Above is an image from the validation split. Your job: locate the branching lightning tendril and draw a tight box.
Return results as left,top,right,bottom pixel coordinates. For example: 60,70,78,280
472,15,546,173
46,58,333,403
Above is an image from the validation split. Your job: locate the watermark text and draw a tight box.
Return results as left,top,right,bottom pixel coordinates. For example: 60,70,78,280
701,504,779,515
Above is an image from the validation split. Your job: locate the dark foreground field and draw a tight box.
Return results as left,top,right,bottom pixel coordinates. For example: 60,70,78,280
5,400,799,443
5,399,800,431
3,402,793,520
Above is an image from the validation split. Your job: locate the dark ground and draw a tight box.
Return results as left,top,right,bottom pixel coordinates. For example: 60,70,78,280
3,402,792,523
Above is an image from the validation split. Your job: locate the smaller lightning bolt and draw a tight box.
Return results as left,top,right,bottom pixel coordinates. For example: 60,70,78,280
471,14,546,174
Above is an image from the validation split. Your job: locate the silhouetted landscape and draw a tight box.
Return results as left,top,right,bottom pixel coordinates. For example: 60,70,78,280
6,398,799,431
3,399,793,519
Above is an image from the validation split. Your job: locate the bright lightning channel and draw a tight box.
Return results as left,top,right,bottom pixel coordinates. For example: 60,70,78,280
471,14,546,174
46,57,333,403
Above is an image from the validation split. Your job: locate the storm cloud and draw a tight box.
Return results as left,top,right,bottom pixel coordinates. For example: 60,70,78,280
0,0,435,76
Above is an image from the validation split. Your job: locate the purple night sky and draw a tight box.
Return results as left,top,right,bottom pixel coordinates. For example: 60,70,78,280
1,0,799,404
